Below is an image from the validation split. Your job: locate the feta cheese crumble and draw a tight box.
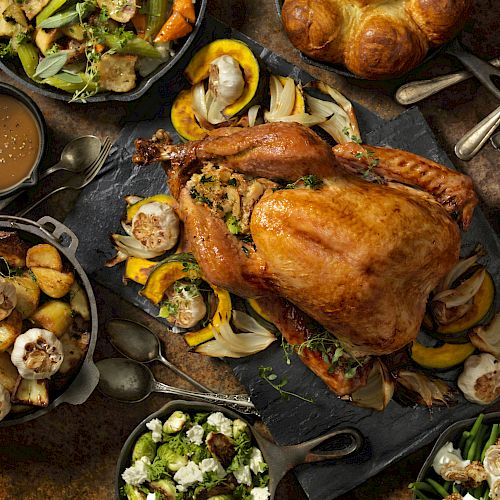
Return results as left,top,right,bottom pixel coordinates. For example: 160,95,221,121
233,464,252,486
186,424,204,445
173,461,204,488
122,456,150,485
250,486,270,500
207,411,233,437
200,458,226,478
249,447,267,474
146,418,163,443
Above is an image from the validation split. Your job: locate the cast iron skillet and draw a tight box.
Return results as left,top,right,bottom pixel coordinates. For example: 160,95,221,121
274,0,447,80
0,0,207,102
0,215,99,426
115,400,363,499
412,411,500,500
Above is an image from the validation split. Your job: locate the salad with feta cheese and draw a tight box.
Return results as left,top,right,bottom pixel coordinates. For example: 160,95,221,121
121,410,270,500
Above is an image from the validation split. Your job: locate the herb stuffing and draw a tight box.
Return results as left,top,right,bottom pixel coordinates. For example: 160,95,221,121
121,410,270,500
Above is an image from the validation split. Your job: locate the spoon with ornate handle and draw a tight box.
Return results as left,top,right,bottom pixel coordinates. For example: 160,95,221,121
395,57,500,105
455,106,500,160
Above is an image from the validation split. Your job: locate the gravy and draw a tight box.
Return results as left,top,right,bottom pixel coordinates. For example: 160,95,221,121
0,94,41,191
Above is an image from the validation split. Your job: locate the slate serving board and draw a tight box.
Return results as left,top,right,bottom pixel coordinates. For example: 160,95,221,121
64,15,500,500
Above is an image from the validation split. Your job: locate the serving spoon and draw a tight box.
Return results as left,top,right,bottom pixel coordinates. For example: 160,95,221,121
0,135,102,210
106,319,212,393
96,358,258,415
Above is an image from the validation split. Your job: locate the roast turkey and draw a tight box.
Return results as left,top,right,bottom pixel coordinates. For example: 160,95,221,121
134,122,477,393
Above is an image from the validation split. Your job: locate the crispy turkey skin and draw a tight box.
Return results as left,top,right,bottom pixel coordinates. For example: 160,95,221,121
133,122,477,389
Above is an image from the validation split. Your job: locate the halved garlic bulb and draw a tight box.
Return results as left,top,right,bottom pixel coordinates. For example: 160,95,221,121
432,441,470,479
458,353,500,405
0,277,17,321
484,445,500,476
0,383,11,421
159,282,207,329
131,202,179,252
11,328,64,380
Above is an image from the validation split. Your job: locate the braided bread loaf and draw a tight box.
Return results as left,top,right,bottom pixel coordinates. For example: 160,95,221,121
281,0,472,79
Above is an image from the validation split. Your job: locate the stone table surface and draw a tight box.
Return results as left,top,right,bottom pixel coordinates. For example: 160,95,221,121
0,0,499,498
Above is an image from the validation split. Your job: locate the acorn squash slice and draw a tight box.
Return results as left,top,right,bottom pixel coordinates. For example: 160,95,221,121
277,76,305,115
124,257,157,285
126,194,177,223
184,286,231,347
184,39,262,119
140,254,200,304
410,340,475,370
171,89,210,141
425,270,495,344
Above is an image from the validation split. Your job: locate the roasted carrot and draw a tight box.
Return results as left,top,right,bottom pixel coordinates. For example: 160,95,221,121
131,12,147,38
154,10,192,42
173,0,195,23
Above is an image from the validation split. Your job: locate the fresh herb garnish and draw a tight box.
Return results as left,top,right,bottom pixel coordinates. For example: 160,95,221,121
0,40,15,58
281,175,323,191
227,178,238,186
200,174,215,183
258,366,314,403
342,126,362,144
226,214,241,235
190,187,213,207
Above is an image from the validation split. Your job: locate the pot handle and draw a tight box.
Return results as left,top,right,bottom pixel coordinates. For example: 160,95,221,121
59,359,100,405
36,216,79,258
284,426,363,466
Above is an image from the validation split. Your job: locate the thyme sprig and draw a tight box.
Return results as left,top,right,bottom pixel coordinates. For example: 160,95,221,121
342,127,383,183
259,366,314,403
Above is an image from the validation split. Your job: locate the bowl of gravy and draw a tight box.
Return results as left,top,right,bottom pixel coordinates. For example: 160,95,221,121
0,83,46,198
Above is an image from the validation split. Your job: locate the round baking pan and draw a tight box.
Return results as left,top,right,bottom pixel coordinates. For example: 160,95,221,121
0,215,99,426
0,0,207,103
116,400,363,499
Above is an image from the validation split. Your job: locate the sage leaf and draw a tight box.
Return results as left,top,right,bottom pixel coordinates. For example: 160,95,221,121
34,52,69,79
56,71,83,83
39,8,78,28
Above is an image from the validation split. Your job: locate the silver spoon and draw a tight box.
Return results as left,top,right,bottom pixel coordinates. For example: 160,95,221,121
491,131,500,150
106,319,213,393
96,358,258,415
0,135,102,210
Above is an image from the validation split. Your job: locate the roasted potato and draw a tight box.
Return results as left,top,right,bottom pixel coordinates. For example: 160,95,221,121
0,309,22,351
30,300,73,337
0,351,18,393
58,330,90,377
69,281,90,321
8,272,40,319
30,267,75,298
0,231,28,268
26,244,63,271
12,378,49,407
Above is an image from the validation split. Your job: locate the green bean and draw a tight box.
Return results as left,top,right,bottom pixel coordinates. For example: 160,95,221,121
481,423,499,462
427,478,451,498
483,485,490,498
465,418,485,459
468,424,487,461
144,0,171,41
36,0,67,25
443,481,451,492
408,482,437,493
17,43,40,80
470,414,485,437
414,490,435,500
104,35,161,58
471,484,483,498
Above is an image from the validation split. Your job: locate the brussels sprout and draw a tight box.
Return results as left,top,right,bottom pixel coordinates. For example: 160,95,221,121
132,432,156,463
157,443,188,472
123,483,147,500
232,419,249,439
150,479,176,499
163,410,187,434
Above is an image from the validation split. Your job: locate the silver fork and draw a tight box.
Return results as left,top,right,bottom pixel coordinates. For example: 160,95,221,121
16,137,113,218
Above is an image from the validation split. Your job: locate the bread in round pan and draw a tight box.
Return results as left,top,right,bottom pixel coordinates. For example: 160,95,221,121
281,0,472,79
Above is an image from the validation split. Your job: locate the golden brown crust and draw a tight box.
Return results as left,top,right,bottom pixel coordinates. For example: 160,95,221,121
281,0,472,79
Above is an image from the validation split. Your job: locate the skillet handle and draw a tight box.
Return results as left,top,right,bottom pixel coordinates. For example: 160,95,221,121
286,426,363,465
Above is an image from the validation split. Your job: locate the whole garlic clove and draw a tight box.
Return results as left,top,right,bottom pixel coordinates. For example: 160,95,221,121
11,328,64,380
0,384,11,421
0,277,17,321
